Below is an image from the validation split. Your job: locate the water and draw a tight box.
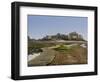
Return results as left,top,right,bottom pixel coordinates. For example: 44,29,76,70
80,44,87,48
28,53,41,61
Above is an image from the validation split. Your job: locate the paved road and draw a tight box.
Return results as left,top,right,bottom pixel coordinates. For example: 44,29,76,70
28,48,56,66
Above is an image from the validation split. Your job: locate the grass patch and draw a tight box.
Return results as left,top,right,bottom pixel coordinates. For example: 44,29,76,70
28,42,56,54
53,45,70,52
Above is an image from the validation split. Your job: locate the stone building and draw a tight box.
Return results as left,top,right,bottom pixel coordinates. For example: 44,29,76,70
41,32,84,41
68,32,83,40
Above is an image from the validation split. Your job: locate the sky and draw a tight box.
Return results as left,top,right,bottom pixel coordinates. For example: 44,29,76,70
28,15,88,40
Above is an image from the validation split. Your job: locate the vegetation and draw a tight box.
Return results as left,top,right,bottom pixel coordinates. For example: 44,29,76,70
28,32,87,66
53,45,70,51
28,41,56,54
28,32,86,54
48,44,87,65
28,32,86,41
